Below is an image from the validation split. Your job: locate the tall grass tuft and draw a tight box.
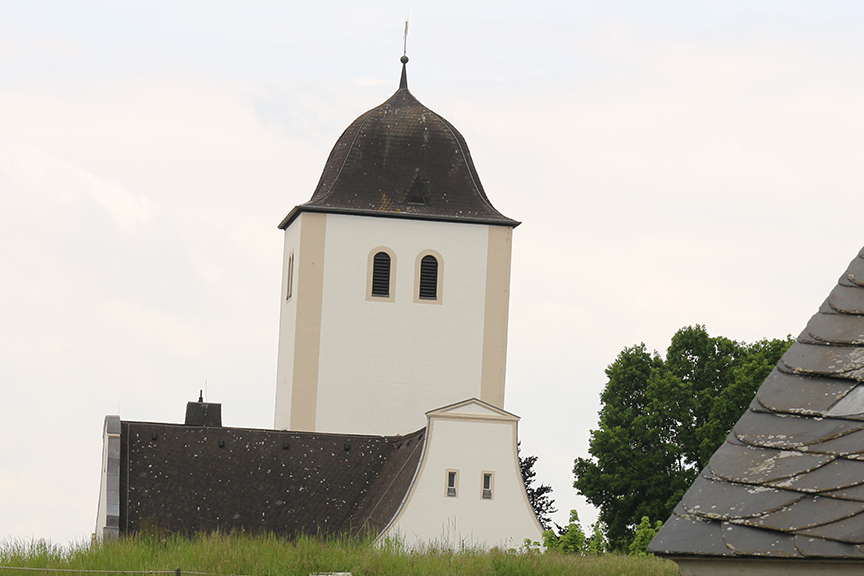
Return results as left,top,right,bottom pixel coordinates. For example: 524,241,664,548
0,533,680,576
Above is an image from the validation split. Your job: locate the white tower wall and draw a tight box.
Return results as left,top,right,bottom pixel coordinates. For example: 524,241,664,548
274,212,512,435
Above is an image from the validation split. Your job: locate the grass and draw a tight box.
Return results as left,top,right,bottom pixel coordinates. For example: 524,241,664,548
0,533,680,576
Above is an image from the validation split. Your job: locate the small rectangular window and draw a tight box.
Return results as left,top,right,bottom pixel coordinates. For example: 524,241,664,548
446,470,458,497
482,472,494,500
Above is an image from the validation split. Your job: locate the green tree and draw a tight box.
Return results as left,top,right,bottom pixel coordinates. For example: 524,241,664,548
585,521,608,555
629,516,663,557
518,443,557,529
542,510,587,554
573,325,793,550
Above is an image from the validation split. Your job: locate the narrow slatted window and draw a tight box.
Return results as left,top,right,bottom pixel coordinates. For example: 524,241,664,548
419,255,438,300
372,252,391,297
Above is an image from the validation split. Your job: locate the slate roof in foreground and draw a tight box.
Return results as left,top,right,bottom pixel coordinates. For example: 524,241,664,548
279,60,518,229
650,246,864,559
119,421,424,537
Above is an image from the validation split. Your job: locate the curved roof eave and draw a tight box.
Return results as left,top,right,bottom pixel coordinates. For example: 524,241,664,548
278,204,521,230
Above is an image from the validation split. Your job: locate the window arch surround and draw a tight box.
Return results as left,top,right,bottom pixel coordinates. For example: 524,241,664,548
367,247,396,302
414,250,443,304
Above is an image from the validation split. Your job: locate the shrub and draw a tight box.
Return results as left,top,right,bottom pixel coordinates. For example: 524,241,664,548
629,517,663,557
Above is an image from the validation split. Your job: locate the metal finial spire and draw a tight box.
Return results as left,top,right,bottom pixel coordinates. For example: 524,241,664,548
400,16,409,90
403,16,409,57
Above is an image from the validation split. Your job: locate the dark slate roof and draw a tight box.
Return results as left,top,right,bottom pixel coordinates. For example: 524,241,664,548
118,420,424,537
650,246,864,560
279,61,518,229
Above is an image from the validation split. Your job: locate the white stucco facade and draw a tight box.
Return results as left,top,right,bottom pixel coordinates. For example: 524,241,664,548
379,399,544,548
274,211,513,435
273,212,304,430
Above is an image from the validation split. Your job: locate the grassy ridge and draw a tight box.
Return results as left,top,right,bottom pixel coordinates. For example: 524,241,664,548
0,533,679,576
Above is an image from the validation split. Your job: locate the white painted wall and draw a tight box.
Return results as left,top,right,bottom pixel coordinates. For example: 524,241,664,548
275,211,504,435
380,400,543,548
273,216,301,429
315,214,489,434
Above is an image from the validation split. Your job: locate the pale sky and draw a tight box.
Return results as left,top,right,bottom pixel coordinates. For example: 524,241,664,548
2,1,864,544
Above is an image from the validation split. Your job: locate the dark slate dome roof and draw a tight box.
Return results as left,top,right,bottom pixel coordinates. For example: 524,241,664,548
279,61,518,229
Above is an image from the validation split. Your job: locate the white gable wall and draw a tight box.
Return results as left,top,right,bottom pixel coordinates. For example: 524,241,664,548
380,400,543,548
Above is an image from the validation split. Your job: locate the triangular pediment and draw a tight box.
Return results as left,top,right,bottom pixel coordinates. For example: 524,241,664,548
425,398,519,422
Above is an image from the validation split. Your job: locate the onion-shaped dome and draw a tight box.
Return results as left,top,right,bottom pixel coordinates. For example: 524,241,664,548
280,59,518,228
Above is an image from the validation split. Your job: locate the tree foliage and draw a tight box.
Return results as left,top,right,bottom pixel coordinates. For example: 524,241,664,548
543,510,586,554
541,510,607,555
573,325,793,550
519,443,557,529
629,517,663,557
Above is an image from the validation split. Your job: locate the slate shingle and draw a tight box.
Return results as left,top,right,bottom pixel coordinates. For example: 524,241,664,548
755,371,855,416
736,496,862,531
680,475,803,520
804,429,864,457
649,515,734,557
793,534,864,558
722,523,801,557
706,444,832,485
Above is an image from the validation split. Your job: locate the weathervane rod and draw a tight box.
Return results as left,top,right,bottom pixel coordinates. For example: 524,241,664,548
399,16,410,90
403,16,409,57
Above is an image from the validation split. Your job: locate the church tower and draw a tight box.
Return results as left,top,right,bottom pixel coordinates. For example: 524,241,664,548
274,58,519,435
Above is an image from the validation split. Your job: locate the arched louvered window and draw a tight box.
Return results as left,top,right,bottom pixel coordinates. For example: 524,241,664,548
419,255,438,300
371,252,391,297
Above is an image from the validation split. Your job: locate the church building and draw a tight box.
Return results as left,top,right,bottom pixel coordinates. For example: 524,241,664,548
95,57,543,548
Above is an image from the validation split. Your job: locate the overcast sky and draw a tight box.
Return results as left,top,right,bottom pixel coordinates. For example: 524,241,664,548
3,1,864,544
